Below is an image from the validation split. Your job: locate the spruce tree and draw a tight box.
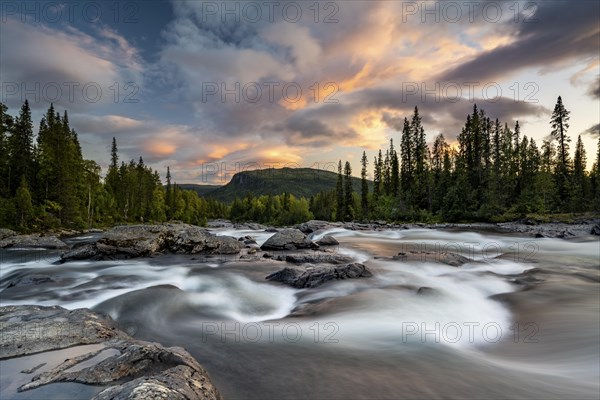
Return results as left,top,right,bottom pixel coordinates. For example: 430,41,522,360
360,151,369,218
8,100,34,195
550,96,571,206
343,161,354,221
336,160,344,221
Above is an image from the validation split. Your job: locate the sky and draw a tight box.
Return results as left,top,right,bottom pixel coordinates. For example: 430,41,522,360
1,0,599,184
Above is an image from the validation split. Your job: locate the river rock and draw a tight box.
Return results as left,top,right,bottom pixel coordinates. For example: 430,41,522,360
295,220,333,234
0,305,127,358
261,228,317,250
60,224,243,261
275,253,354,264
591,223,600,236
0,234,68,249
0,228,16,240
316,235,339,246
266,263,373,288
392,250,471,267
0,305,222,400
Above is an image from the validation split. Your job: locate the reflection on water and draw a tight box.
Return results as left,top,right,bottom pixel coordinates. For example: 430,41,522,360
1,228,598,399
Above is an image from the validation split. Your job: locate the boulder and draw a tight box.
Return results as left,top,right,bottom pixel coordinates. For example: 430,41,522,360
591,224,600,236
261,229,316,250
204,236,243,254
95,225,170,257
60,243,100,262
392,250,471,267
316,235,339,246
0,228,16,240
266,263,373,288
0,234,68,249
295,220,332,234
0,305,222,400
60,224,243,261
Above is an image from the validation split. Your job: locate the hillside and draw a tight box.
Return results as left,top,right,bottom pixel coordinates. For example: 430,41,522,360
201,168,371,203
177,184,223,197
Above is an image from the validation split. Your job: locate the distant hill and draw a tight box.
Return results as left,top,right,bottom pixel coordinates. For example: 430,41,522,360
177,184,223,197
193,168,371,203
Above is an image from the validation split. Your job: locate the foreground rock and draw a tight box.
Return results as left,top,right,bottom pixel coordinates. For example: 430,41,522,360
266,263,373,288
0,305,221,400
0,234,68,249
60,223,242,262
261,228,317,250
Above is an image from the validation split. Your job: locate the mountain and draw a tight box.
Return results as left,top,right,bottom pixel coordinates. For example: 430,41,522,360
177,184,223,197
199,168,371,203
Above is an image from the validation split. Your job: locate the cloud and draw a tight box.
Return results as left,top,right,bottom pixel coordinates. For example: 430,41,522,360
439,1,600,83
583,124,600,138
0,18,144,111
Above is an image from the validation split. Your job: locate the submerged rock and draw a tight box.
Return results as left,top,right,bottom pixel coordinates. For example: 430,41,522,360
266,263,373,288
0,305,221,400
261,228,317,250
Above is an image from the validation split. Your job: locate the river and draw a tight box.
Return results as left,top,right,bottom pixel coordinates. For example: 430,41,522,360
1,228,598,399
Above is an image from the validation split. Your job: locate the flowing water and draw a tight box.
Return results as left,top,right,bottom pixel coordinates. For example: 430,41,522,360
1,229,598,399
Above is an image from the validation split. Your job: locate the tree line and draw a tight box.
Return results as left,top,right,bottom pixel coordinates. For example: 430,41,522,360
0,101,228,231
321,97,600,222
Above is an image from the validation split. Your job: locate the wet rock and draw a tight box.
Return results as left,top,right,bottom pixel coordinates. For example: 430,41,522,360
263,252,273,259
95,225,170,257
266,263,373,288
316,235,339,246
93,365,221,400
295,220,333,234
417,286,436,295
204,235,243,254
60,243,100,262
60,224,243,262
591,224,600,236
0,305,127,358
392,250,471,267
0,234,68,249
264,227,279,233
275,253,354,265
1,305,222,400
261,229,317,250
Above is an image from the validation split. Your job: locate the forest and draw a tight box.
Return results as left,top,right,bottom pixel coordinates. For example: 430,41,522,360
0,97,598,231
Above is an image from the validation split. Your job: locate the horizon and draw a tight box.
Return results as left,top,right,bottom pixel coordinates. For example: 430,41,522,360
1,0,599,184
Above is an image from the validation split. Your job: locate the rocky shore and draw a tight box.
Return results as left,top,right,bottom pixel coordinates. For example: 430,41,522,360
0,305,222,400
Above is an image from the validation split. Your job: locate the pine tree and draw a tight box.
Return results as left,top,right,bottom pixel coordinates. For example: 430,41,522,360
0,103,14,197
389,140,399,197
8,100,34,195
360,151,369,218
336,160,344,221
343,161,354,221
550,96,572,206
571,135,588,211
166,166,173,219
400,117,413,204
373,152,382,202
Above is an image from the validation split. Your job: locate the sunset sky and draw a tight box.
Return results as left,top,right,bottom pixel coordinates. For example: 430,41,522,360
1,0,599,184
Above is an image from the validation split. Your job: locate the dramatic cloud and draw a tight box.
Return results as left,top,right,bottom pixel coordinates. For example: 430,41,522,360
439,1,600,83
0,18,143,111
